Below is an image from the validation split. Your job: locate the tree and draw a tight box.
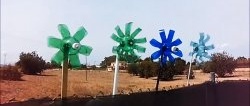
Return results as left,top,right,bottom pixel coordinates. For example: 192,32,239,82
174,58,186,75
160,62,175,81
209,52,237,77
16,51,46,75
100,55,116,68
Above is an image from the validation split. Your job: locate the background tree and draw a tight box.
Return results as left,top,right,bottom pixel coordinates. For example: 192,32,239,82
209,52,237,77
100,55,116,68
174,58,186,75
16,51,46,75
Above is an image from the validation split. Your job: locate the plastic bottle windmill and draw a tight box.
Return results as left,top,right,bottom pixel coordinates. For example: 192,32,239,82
111,22,147,95
150,29,183,91
187,33,214,85
48,24,92,99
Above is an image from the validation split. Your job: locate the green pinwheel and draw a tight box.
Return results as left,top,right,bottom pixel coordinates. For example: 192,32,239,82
48,24,92,67
48,24,92,99
111,22,147,63
111,22,147,95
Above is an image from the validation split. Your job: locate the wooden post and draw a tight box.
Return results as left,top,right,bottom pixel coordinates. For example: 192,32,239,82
61,45,69,100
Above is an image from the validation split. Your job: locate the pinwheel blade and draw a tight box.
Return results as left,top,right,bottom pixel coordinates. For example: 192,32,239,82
79,45,92,56
171,39,182,46
52,50,64,65
69,54,81,67
150,39,162,48
112,46,118,54
111,34,122,43
199,33,205,44
190,41,198,47
115,26,125,37
203,35,210,43
205,45,215,50
159,30,167,43
166,53,175,62
166,30,175,43
58,24,71,40
133,45,146,53
172,50,183,57
73,26,87,42
151,50,161,60
131,28,142,38
134,38,147,43
125,22,132,36
48,37,64,49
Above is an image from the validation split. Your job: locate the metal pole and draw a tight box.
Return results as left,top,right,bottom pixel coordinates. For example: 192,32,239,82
85,56,88,81
156,55,163,91
187,55,194,86
61,45,69,100
112,54,119,95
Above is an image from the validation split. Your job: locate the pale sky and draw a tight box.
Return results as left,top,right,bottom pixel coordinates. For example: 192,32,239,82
1,0,249,65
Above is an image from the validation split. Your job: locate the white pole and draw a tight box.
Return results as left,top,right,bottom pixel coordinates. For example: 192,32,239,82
187,55,194,86
112,54,119,95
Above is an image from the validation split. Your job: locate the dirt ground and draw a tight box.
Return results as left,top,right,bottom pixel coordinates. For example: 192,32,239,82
0,68,249,104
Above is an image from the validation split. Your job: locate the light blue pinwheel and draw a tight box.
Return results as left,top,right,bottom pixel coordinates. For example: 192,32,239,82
150,29,183,91
189,33,215,61
150,29,183,64
187,32,215,85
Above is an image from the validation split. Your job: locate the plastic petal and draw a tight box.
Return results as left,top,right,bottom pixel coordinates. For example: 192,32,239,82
205,45,215,50
150,39,162,48
111,34,122,43
203,35,210,43
151,50,161,60
69,54,81,67
159,30,167,43
52,50,64,65
134,38,147,43
171,39,182,46
125,22,132,36
172,50,183,57
79,45,92,56
115,26,125,37
166,30,175,43
73,26,87,42
112,46,118,54
58,24,71,40
131,28,142,38
48,37,64,49
199,33,205,44
133,45,146,53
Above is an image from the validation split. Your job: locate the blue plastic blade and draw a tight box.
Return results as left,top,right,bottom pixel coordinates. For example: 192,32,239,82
166,53,175,62
199,33,205,44
171,39,182,46
205,45,215,50
172,50,183,57
159,30,167,43
151,50,161,60
166,30,175,43
203,35,210,43
190,41,198,47
150,39,162,48
189,52,194,56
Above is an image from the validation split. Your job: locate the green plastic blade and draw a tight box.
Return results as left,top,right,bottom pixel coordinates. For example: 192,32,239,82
134,38,147,43
125,22,132,36
115,26,125,37
69,54,81,67
133,45,146,53
79,45,92,56
111,34,122,43
58,24,71,40
48,37,64,49
73,26,87,42
130,28,142,38
52,50,64,65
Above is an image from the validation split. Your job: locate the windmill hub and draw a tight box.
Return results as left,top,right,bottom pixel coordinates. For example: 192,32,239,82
72,43,81,50
171,46,179,52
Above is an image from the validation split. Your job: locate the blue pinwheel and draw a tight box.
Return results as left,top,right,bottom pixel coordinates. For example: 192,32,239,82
150,29,183,91
187,32,215,85
189,33,215,61
150,29,183,64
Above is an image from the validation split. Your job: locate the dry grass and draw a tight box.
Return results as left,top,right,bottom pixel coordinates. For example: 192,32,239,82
1,68,249,104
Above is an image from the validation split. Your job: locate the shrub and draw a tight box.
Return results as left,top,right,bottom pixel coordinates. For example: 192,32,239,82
127,63,139,75
0,65,22,80
139,60,158,79
174,58,186,75
16,51,46,75
160,62,175,81
209,52,237,77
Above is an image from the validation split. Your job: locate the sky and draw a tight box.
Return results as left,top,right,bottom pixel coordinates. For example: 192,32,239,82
1,0,249,65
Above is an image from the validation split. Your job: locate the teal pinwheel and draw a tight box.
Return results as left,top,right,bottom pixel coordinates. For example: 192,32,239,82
189,33,215,61
48,24,93,67
111,22,147,63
